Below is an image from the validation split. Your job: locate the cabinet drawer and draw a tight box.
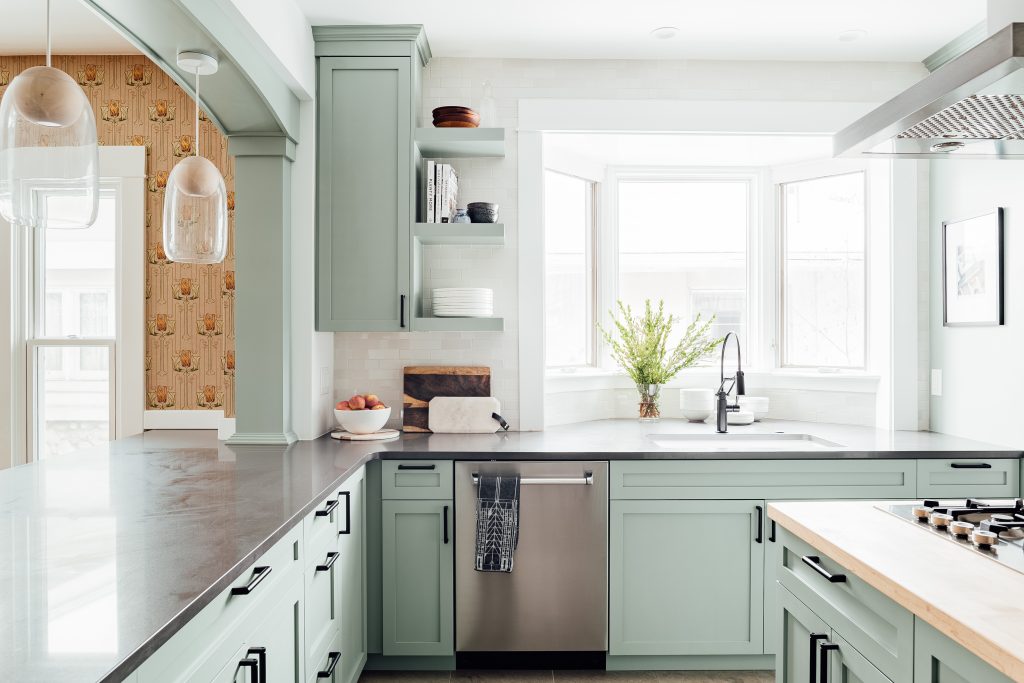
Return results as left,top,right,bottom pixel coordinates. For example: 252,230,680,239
776,528,913,682
611,460,916,500
917,459,1019,499
307,630,343,683
305,546,340,676
381,460,453,499
305,493,341,560
137,524,303,682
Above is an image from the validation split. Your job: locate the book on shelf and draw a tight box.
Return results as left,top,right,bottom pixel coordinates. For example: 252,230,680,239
424,159,435,223
423,160,459,223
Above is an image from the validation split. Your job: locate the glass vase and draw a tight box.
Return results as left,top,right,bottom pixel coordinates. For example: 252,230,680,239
636,383,661,422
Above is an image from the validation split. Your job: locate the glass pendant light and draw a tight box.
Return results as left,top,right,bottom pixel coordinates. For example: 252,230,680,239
162,51,227,264
0,0,99,229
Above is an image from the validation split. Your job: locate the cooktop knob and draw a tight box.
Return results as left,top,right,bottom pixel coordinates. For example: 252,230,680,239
929,512,953,529
949,520,974,538
912,505,932,521
972,529,998,548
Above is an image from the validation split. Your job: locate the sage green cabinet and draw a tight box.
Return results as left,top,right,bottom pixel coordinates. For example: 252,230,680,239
250,574,305,683
914,619,1013,683
609,499,765,656
337,468,368,683
316,55,412,331
381,499,453,656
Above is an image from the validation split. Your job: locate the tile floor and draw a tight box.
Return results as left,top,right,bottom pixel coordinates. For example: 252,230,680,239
360,671,773,683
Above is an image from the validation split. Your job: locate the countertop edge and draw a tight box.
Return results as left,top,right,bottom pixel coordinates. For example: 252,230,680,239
767,502,1024,681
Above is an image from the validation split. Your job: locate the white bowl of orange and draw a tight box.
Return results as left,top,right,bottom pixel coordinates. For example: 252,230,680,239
335,393,390,434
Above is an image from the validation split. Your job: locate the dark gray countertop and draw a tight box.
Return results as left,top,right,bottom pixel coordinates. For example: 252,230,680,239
0,419,1019,682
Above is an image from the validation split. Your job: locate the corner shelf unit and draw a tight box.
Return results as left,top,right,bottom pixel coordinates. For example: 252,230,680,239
411,316,504,332
414,127,506,158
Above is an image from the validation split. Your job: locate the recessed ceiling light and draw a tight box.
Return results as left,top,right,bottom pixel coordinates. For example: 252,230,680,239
651,27,680,40
838,29,868,43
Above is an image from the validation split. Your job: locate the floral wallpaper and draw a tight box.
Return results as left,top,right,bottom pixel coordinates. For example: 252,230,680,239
0,55,236,416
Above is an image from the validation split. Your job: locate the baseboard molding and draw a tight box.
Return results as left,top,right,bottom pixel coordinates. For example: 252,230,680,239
225,430,298,446
364,654,455,671
606,654,775,671
144,409,224,430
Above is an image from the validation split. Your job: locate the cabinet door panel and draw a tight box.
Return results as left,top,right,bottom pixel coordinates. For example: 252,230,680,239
317,56,411,331
828,633,892,683
338,471,367,683
777,583,830,683
609,499,764,656
249,576,304,683
914,619,1014,683
381,499,453,656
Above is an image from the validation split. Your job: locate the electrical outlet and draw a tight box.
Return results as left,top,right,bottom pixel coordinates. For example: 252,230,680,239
320,366,330,396
930,369,942,397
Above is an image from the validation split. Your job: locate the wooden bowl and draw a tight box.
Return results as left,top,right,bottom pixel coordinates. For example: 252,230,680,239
432,106,480,128
433,119,479,128
433,106,477,117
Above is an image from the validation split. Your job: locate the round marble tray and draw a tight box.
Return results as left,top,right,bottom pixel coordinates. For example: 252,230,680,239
330,429,401,441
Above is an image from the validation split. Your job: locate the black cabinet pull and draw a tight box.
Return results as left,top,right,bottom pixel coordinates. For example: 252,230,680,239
802,555,846,583
755,505,763,543
231,565,272,595
443,505,450,545
316,498,339,517
808,633,827,683
317,651,341,679
398,463,435,470
316,551,339,572
338,490,352,535
769,519,777,543
819,641,839,682
950,462,992,469
247,647,267,683
239,657,258,682
400,294,406,328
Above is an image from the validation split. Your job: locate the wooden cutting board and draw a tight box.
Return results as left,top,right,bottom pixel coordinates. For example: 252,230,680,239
402,366,491,432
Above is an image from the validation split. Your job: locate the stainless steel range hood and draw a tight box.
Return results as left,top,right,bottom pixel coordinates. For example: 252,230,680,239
835,23,1024,159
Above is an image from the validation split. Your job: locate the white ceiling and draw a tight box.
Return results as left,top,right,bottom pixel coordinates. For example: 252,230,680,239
298,0,984,62
0,0,138,55
544,133,834,167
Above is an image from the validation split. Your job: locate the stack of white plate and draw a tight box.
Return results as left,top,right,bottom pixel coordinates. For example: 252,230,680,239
432,288,493,317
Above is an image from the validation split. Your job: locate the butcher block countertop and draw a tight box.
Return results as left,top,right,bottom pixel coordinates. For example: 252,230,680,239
769,500,1024,681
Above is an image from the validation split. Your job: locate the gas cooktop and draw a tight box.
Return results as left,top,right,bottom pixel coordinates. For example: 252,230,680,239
882,499,1024,576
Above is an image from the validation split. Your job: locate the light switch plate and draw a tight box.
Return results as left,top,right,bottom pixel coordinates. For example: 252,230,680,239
930,369,942,397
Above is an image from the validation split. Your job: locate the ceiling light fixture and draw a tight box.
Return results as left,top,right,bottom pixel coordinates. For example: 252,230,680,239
162,51,227,265
0,0,99,229
838,29,868,43
650,27,680,40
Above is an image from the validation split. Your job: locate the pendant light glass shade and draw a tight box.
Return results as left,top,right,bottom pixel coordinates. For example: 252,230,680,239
162,155,227,263
161,51,227,264
0,65,99,229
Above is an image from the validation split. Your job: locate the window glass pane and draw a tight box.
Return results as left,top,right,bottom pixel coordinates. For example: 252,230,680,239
617,180,748,364
544,170,592,368
782,172,866,368
41,193,116,337
36,345,110,459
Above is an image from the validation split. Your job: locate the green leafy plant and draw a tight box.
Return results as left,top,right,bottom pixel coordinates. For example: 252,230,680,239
599,299,723,386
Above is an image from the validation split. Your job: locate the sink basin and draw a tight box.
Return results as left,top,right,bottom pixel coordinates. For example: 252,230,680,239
647,433,843,451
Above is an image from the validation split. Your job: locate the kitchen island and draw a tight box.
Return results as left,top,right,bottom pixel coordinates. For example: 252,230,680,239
1,420,1020,682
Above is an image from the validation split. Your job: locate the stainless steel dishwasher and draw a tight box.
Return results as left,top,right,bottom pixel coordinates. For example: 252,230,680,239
454,461,608,653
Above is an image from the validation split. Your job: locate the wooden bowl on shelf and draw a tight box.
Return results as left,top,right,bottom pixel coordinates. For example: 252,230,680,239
432,106,480,128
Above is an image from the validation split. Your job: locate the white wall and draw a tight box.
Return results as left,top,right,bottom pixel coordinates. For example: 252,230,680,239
332,57,929,431
929,159,1024,447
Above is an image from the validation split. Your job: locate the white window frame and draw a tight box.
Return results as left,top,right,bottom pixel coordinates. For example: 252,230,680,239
596,166,763,372
542,168,599,370
1,147,145,466
777,169,870,371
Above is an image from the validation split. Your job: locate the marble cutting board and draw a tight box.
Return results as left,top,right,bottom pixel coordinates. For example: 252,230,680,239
427,397,502,433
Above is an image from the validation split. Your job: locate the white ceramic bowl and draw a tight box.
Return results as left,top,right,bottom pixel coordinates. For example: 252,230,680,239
680,388,714,408
737,396,769,421
681,406,712,423
335,406,391,434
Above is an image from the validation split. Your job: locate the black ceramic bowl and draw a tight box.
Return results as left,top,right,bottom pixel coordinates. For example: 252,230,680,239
467,202,499,223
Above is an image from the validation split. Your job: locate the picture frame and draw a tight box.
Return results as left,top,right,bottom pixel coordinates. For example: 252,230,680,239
942,208,1004,327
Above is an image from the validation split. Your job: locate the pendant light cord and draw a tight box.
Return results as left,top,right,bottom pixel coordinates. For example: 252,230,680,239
45,0,52,67
194,68,200,157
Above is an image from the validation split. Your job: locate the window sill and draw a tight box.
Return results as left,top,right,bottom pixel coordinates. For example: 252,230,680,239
545,367,880,395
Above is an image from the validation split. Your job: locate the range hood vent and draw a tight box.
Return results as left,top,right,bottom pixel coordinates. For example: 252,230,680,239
835,23,1024,158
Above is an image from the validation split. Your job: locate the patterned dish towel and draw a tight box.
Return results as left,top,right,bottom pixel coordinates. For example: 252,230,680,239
474,474,521,572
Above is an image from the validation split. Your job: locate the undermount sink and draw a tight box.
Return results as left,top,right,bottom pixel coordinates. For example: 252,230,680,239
647,433,844,451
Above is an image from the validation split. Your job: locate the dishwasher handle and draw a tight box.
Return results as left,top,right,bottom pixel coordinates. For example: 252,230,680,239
471,471,593,486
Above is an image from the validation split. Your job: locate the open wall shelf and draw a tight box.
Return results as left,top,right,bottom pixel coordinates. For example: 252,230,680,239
413,223,504,246
415,128,506,158
412,316,504,332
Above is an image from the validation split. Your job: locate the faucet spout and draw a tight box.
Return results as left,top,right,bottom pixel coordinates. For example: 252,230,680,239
716,332,745,434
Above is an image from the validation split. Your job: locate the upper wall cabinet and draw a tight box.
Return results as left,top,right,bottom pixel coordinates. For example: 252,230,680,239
314,27,430,332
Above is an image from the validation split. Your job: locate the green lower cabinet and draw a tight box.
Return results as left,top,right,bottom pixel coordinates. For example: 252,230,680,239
210,642,255,683
338,470,368,683
381,499,454,656
610,499,765,656
914,619,1013,683
250,573,305,682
